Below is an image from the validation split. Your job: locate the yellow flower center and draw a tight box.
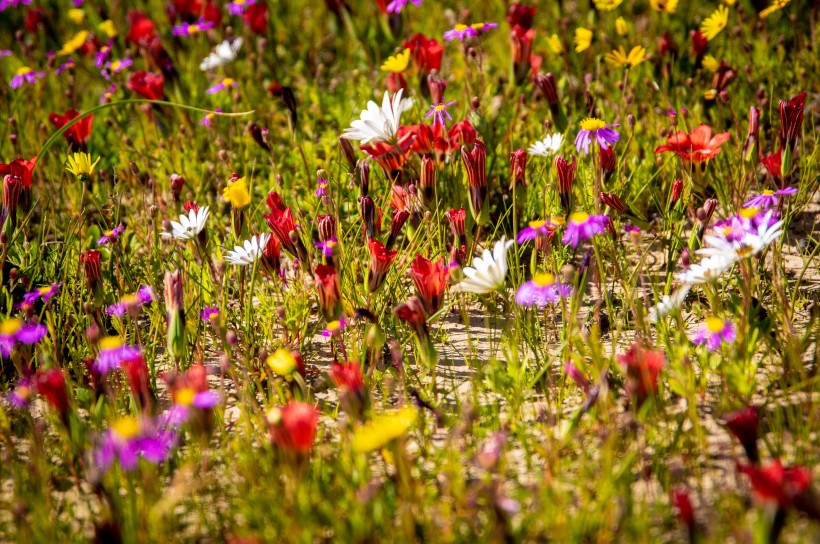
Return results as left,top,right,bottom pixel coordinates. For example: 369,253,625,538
175,387,196,406
550,215,566,226
0,318,22,335
579,118,607,131
112,417,141,439
189,24,201,34
736,246,753,258
39,286,52,295
705,317,725,333
529,220,546,229
762,190,774,196
740,207,759,219
99,336,124,351
569,212,590,224
110,60,121,71
222,78,235,87
15,67,32,76
267,348,297,376
122,294,139,305
454,24,468,31
15,385,31,400
326,320,342,332
532,273,555,286
470,23,487,30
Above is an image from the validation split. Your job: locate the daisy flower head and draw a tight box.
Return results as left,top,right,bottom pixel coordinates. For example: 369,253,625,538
57,31,89,56
65,152,101,178
515,273,572,308
162,206,210,241
95,336,142,374
444,22,498,41
97,225,124,245
94,416,177,472
102,57,133,79
225,234,270,265
207,77,239,95
199,108,222,127
648,285,691,321
575,118,620,154
615,17,628,36
173,18,215,37
676,254,735,285
425,100,456,127
650,0,678,12
452,237,514,294
107,285,155,317
6,377,33,409
9,66,45,89
55,58,75,75
342,89,413,144
605,45,647,68
562,212,609,247
22,283,62,306
517,218,560,243
759,0,790,19
573,27,593,52
322,317,346,337
95,39,113,68
226,0,254,15
222,177,251,208
744,187,796,209
100,84,117,104
200,39,243,71
315,237,338,258
593,0,623,10
701,5,729,41
386,0,421,14
200,306,220,322
528,133,564,157
380,48,411,73
0,318,47,357
315,177,329,197
98,19,117,38
692,317,737,351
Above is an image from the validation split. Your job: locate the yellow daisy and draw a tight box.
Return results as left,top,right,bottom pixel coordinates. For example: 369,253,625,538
759,0,790,18
67,8,85,24
351,406,417,453
65,152,101,177
574,27,593,52
701,5,729,41
593,0,623,11
547,34,564,54
99,20,118,38
615,17,628,36
605,45,647,67
380,48,411,74
649,0,678,13
222,177,251,209
57,31,89,57
702,54,720,73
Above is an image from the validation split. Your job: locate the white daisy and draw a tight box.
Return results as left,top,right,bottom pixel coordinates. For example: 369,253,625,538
676,254,735,285
161,207,210,241
648,285,691,322
528,133,564,157
341,89,413,144
199,38,243,71
453,237,514,294
225,234,270,266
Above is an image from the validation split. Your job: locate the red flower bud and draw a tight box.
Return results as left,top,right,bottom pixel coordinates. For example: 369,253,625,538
420,156,436,203
394,296,429,342
35,369,69,415
461,141,487,222
599,192,625,212
169,174,184,203
778,91,806,150
267,401,318,454
410,254,450,316
505,3,536,30
79,250,103,294
554,155,576,213
669,178,684,209
128,71,165,100
367,239,398,293
723,406,760,464
510,149,527,189
314,264,342,321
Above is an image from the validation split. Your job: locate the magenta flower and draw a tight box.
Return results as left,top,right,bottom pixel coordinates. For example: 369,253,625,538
161,390,221,427
9,66,45,89
387,0,422,14
444,22,498,41
517,218,561,243
562,212,609,247
315,177,329,197
0,50,12,57
0,0,31,12
100,84,117,104
316,237,338,258
54,58,74,75
206,78,238,94
97,225,125,245
95,337,142,374
22,283,62,306
515,273,572,308
95,39,114,68
0,318,47,357
692,317,736,351
199,108,223,127
226,0,254,15
6,377,33,409
200,306,220,322
575,118,620,154
94,417,177,472
743,187,797,209
106,286,155,318
172,18,215,37
425,100,456,127
322,317,346,337
102,58,133,79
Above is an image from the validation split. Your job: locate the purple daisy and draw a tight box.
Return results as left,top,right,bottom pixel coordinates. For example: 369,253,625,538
199,108,222,127
316,237,338,258
425,100,456,127
106,286,155,318
0,318,47,357
206,78,238,95
575,118,620,154
692,317,736,351
743,187,797,209
54,58,75,75
95,39,114,68
6,377,33,409
517,218,561,243
95,337,142,374
562,212,609,247
226,0,254,15
444,22,498,41
172,18,215,37
515,273,572,308
0,0,31,12
322,317,346,337
315,177,329,197
94,417,177,472
161,388,222,427
100,84,117,104
21,283,62,306
200,306,220,322
387,0,422,14
97,225,125,245
9,67,45,89
102,58,133,79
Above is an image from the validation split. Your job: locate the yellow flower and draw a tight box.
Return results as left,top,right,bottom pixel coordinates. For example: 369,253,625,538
574,27,593,52
702,54,720,73
579,118,607,131
615,17,628,36
380,48,411,74
704,89,718,100
547,34,564,54
112,417,141,439
68,8,85,24
649,0,678,13
759,0,790,18
65,152,100,177
701,5,729,41
222,177,251,208
604,45,647,67
99,20,118,38
267,348,297,378
57,31,89,57
724,0,736,3
593,0,623,11
351,406,417,453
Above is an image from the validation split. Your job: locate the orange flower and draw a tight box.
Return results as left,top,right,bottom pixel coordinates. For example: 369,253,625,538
654,124,730,163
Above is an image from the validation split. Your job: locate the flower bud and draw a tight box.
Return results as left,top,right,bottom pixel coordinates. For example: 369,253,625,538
509,149,527,189
669,178,684,209
599,192,625,212
554,155,576,213
249,123,271,152
338,136,357,171
427,73,447,104
359,195,377,239
419,156,436,204
359,161,370,197
164,270,186,364
169,173,184,203
79,250,103,298
461,142,487,224
314,264,342,321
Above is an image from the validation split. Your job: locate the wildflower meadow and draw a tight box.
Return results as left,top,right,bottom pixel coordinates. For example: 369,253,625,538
0,0,819,541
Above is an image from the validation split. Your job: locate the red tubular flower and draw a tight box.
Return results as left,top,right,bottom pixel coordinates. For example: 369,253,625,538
554,155,576,213
658,31,678,58
358,196,378,239
398,123,435,156
599,192,625,212
264,191,298,256
461,141,488,223
268,401,318,454
79,249,103,294
35,369,69,415
386,208,410,250
314,265,342,321
760,149,783,185
48,109,94,152
0,157,36,194
183,200,199,213
261,234,281,277
654,125,730,163
505,3,536,29
360,140,409,177
169,174,184,203
534,73,566,131
367,239,397,293
669,178,684,209
618,342,665,407
24,7,48,34
387,71,407,94
243,2,267,34
598,145,616,182
403,33,443,73
2,173,22,224
329,361,367,418
317,214,337,243
128,71,165,100
778,91,806,150
510,149,527,189
420,156,436,203
126,11,158,46
670,488,697,540
446,208,467,247
122,356,153,411
509,25,536,85
690,30,708,60
448,119,477,149
410,254,450,316
737,461,812,509
394,296,429,341
723,406,760,464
